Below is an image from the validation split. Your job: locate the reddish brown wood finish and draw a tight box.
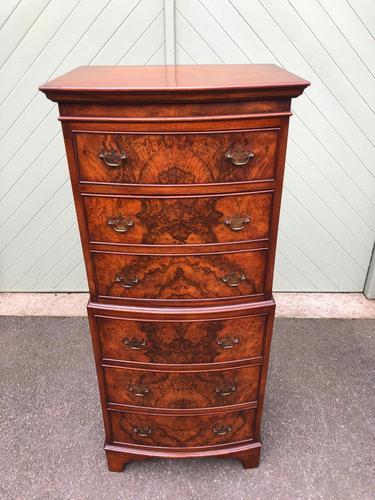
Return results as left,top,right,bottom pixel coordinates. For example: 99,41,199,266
39,63,309,102
74,129,277,185
104,364,260,409
92,250,267,303
96,313,267,365
39,64,309,472
109,408,256,447
105,444,261,471
59,99,291,121
83,191,272,245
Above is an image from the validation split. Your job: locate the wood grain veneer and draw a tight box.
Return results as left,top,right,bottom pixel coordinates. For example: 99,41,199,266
74,129,278,185
83,191,273,246
104,364,261,409
96,313,267,365
109,408,256,448
92,250,267,303
39,64,309,472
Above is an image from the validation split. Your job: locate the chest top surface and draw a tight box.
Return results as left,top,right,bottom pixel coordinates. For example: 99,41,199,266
39,64,309,103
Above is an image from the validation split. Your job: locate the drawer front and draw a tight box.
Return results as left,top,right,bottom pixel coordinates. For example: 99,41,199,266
83,192,272,245
104,365,260,409
74,129,277,185
92,251,267,301
97,315,266,364
110,409,256,447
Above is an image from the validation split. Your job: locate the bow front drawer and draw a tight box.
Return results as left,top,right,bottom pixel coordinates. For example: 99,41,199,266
74,129,278,185
104,365,260,409
92,250,267,302
83,192,272,245
96,313,267,365
109,408,256,448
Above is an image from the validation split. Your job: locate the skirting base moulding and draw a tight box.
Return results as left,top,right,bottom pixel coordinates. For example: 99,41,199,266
39,64,309,472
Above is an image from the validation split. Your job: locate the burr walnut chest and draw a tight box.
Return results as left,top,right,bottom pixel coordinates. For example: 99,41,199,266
40,64,309,472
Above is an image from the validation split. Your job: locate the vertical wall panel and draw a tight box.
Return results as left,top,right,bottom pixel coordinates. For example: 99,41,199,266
175,0,375,292
0,0,165,291
0,0,374,292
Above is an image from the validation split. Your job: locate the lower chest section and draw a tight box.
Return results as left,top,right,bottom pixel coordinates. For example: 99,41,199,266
89,303,274,449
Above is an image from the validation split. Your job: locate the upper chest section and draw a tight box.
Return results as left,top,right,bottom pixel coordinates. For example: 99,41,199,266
39,64,309,192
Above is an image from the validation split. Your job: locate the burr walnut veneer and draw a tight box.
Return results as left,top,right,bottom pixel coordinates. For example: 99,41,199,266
40,64,309,472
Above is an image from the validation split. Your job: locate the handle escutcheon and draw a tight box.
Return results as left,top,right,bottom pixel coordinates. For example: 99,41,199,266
216,383,236,396
222,272,246,288
98,148,127,167
129,384,149,397
115,273,139,289
107,215,134,233
224,214,251,231
217,336,240,349
213,424,232,436
225,150,254,166
123,337,147,350
133,426,152,437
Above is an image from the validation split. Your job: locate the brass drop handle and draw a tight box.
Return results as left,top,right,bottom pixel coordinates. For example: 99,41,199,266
222,272,246,287
98,148,127,167
133,426,152,437
129,384,149,397
115,273,139,289
225,150,254,166
123,338,146,350
107,215,134,233
217,336,239,349
216,383,236,396
224,214,250,231
213,425,232,436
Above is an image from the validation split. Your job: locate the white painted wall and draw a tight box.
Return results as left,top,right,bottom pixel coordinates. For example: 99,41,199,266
0,0,374,292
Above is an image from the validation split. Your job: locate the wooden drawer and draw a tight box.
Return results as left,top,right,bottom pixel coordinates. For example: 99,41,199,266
83,192,272,245
109,408,256,448
104,365,260,409
92,250,267,302
96,314,267,365
74,129,278,185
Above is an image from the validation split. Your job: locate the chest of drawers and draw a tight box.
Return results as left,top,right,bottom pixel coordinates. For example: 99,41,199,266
40,64,309,472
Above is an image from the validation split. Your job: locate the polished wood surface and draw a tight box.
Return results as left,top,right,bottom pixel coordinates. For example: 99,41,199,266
40,64,309,472
60,99,291,121
74,129,277,185
83,191,272,245
109,408,256,448
92,250,267,302
39,64,309,99
96,314,267,365
104,365,260,409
